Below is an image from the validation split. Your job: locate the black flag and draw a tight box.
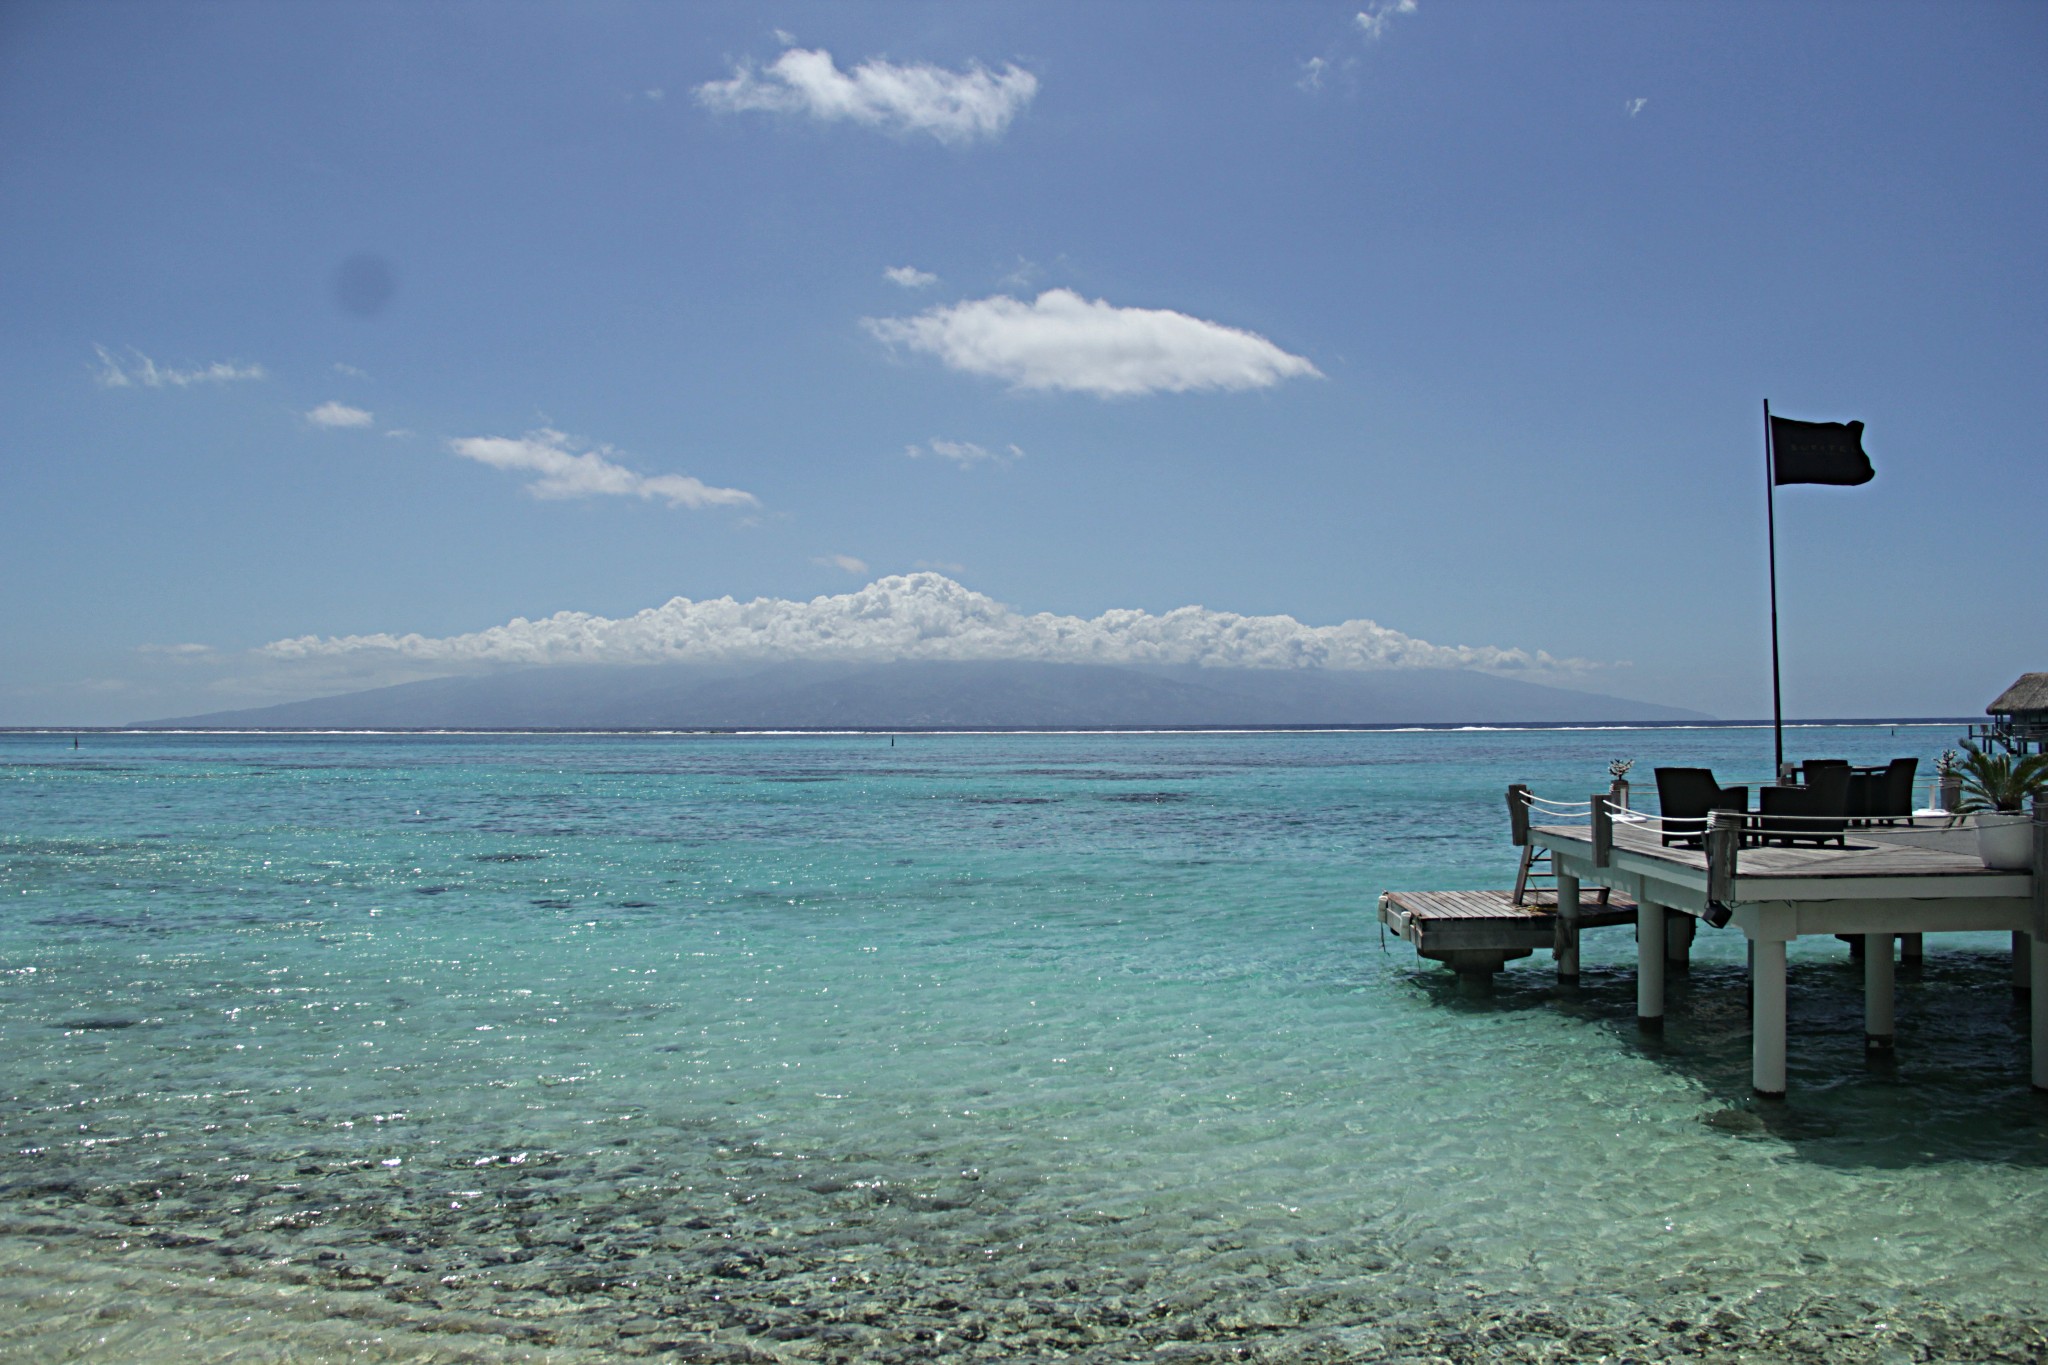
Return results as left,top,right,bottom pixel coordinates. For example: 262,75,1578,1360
1770,416,1873,486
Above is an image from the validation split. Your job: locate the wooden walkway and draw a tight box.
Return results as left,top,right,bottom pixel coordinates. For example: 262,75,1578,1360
1563,818,2004,884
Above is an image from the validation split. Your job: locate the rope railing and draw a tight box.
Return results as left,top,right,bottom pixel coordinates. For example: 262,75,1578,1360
1522,795,1593,815
1518,789,1635,818
1519,788,1892,830
1598,797,1653,823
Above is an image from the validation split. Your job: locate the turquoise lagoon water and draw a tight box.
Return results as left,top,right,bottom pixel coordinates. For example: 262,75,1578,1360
1,726,2043,1362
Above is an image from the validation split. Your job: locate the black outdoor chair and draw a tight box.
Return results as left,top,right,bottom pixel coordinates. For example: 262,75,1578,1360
1802,758,1854,816
1864,757,1918,825
1654,767,1748,846
1760,764,1851,846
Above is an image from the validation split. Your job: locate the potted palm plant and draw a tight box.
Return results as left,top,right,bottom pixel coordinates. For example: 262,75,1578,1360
1948,742,2048,869
1936,748,1963,814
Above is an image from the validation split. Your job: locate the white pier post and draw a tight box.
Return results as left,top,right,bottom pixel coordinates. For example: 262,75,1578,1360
1555,870,1580,981
1665,910,1695,970
1864,932,1895,1050
1637,898,1666,1028
1752,932,1789,1098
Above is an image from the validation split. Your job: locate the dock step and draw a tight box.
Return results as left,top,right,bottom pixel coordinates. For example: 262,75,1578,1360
1379,888,1638,970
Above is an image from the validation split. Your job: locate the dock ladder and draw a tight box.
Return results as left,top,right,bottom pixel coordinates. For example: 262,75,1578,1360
1512,843,1612,909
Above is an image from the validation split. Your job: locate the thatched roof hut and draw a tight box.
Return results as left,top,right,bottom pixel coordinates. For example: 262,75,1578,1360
1980,672,2048,753
1987,673,2048,719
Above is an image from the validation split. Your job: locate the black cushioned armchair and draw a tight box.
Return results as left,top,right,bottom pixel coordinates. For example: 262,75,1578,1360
1654,767,1748,847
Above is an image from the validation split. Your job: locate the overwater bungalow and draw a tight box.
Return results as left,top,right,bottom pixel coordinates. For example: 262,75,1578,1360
1974,671,2048,756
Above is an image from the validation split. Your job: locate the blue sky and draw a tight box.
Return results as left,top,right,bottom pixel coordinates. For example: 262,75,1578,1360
2,1,2042,724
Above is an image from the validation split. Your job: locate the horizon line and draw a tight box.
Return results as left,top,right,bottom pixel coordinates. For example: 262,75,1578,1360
2,717,1981,738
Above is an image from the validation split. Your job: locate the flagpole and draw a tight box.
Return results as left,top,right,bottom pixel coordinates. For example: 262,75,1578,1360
1764,398,1783,776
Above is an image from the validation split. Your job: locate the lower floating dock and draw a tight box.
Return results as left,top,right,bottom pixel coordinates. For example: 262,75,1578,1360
1379,887,1638,978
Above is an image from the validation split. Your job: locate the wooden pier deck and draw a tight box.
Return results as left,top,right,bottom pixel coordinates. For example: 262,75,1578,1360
1544,817,2014,893
1379,789,2047,1097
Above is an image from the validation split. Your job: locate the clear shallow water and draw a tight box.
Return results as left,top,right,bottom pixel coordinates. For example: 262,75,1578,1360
1,726,2042,1363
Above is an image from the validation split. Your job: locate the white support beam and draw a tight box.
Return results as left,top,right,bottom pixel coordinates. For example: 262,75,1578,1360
1781,898,2028,939
1735,872,2032,904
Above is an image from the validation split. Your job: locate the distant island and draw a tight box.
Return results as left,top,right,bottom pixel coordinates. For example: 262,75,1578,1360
137,659,1712,729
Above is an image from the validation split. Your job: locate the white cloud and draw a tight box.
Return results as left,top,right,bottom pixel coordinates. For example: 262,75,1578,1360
258,572,1586,676
865,289,1321,397
906,439,1021,467
814,554,871,575
447,428,758,510
1626,97,1648,118
1297,56,1331,92
136,642,217,658
333,362,371,380
885,265,938,288
1356,0,1417,40
307,401,374,429
93,346,266,389
694,48,1038,145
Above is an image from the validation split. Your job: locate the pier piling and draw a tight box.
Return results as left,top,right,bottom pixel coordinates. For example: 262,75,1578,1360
1636,897,1666,1029
1555,870,1580,981
2034,939,2048,1093
1864,933,1895,1050
1752,934,1789,1098
1664,910,1695,970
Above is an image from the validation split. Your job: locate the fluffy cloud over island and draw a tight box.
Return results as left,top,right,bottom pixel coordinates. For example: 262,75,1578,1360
260,573,1579,676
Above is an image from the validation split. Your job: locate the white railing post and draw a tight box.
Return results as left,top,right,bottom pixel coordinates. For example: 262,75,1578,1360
1705,808,1742,924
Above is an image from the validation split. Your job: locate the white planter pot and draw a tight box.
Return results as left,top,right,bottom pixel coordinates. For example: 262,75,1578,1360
1976,812,2035,870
